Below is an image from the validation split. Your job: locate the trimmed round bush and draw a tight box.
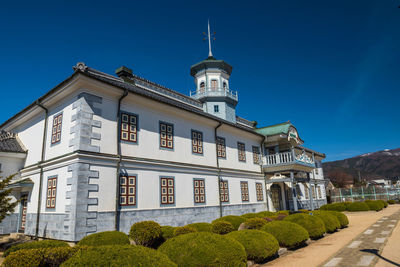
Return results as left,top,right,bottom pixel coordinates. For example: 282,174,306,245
284,213,326,239
243,218,267,229
4,240,69,257
211,220,234,235
365,200,384,211
326,211,349,228
3,246,79,267
277,210,290,215
320,203,346,212
377,200,388,208
62,245,176,267
173,226,197,237
161,226,175,240
311,211,341,233
346,202,370,212
265,213,287,222
129,220,162,247
186,222,212,232
227,230,279,263
158,232,247,267
241,213,258,219
261,221,309,248
78,231,129,246
212,215,245,230
388,200,396,205
256,211,275,218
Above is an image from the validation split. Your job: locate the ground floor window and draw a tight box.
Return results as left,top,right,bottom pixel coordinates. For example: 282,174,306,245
256,183,263,201
120,175,136,206
193,178,205,204
312,185,316,199
46,176,57,209
219,180,229,202
241,181,249,202
317,186,322,199
161,177,175,205
304,183,309,199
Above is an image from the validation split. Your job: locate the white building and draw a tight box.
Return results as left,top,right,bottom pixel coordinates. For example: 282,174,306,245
0,53,326,241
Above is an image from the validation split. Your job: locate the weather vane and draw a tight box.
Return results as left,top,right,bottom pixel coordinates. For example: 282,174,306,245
203,20,216,58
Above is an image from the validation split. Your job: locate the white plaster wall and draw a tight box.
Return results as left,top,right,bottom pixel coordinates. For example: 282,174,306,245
0,155,25,178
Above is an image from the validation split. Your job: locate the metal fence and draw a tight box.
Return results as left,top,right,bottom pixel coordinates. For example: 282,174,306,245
329,186,400,203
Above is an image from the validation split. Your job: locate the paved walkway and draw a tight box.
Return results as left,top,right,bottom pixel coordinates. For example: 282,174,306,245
321,209,400,267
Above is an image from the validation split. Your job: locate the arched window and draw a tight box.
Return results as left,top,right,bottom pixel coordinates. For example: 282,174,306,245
211,80,218,91
223,82,227,90
199,82,205,93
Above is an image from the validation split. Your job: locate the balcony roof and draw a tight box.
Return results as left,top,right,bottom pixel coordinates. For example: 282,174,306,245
255,121,293,136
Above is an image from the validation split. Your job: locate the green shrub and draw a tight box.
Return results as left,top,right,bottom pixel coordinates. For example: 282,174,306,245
211,220,234,235
226,230,279,263
78,231,129,246
161,226,175,240
326,211,349,228
320,203,346,211
261,221,309,248
377,200,388,208
388,200,396,205
158,232,247,267
284,213,326,239
62,245,176,267
243,218,267,229
277,210,290,215
3,246,80,267
4,240,69,257
311,211,341,233
241,213,258,219
364,200,384,211
129,220,162,247
256,211,275,218
298,209,309,213
186,222,212,232
346,202,370,212
212,215,245,230
173,226,197,237
265,213,287,222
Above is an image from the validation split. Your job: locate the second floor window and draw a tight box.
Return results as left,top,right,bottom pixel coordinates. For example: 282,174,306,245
238,142,246,162
191,130,203,155
120,175,136,206
217,137,226,158
241,181,249,202
252,146,260,164
160,177,175,205
219,180,229,202
46,176,57,209
256,182,263,201
51,113,62,144
160,122,174,149
121,113,138,143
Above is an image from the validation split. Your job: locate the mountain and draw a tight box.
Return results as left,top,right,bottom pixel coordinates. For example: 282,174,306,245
323,148,400,185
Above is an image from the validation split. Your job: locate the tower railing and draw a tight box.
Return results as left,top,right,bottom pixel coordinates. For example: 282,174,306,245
190,87,238,101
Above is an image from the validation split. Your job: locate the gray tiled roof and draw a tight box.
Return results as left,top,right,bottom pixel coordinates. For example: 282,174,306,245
0,131,26,153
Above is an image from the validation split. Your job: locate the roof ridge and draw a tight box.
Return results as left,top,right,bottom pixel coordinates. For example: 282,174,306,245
256,120,291,130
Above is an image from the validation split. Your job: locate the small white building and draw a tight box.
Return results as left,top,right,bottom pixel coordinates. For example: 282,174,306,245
0,53,326,241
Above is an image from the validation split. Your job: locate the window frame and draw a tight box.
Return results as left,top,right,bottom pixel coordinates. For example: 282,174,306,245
51,113,63,145
160,176,175,206
219,179,229,203
193,178,206,204
240,181,249,202
159,121,174,150
252,146,260,164
256,182,264,201
237,142,246,162
191,130,204,155
211,79,218,91
216,136,226,159
119,175,137,207
46,176,57,209
120,112,139,144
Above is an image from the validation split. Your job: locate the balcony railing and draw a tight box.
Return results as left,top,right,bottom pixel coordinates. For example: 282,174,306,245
190,87,238,101
263,151,315,167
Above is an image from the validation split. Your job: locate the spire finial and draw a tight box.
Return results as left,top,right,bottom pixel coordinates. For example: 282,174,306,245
203,20,216,58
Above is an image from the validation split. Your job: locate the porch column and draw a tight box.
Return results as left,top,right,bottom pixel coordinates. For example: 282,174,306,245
308,172,314,210
290,172,298,211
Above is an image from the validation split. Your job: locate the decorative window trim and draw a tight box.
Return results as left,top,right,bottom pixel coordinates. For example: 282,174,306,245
119,175,137,207
256,182,263,201
120,112,139,144
191,130,204,155
51,113,63,145
160,176,175,206
193,178,206,204
240,181,249,202
252,146,260,164
159,121,174,150
237,142,246,162
217,136,226,159
219,179,229,203
46,176,57,209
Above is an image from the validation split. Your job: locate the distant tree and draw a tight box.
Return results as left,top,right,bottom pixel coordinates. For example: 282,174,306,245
328,170,353,188
0,174,18,223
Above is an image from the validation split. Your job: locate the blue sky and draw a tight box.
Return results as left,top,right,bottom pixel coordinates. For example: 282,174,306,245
0,0,399,161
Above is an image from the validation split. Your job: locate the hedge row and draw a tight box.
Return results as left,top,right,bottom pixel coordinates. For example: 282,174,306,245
321,200,388,212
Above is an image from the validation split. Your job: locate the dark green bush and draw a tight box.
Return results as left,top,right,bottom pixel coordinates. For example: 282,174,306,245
284,213,326,239
4,240,69,257
265,213,287,222
211,220,234,235
320,203,347,211
261,221,309,248
311,211,341,233
227,230,279,263
326,211,349,228
256,211,275,218
129,220,162,247
78,231,129,246
3,246,80,267
212,215,245,230
377,200,388,208
388,200,396,205
158,232,247,267
346,202,370,212
365,200,384,211
241,213,258,220
161,226,175,240
173,226,197,237
243,218,267,229
186,222,212,232
62,245,176,267
277,210,290,215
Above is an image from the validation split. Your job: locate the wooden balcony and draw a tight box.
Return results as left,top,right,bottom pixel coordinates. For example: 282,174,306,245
262,150,315,173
